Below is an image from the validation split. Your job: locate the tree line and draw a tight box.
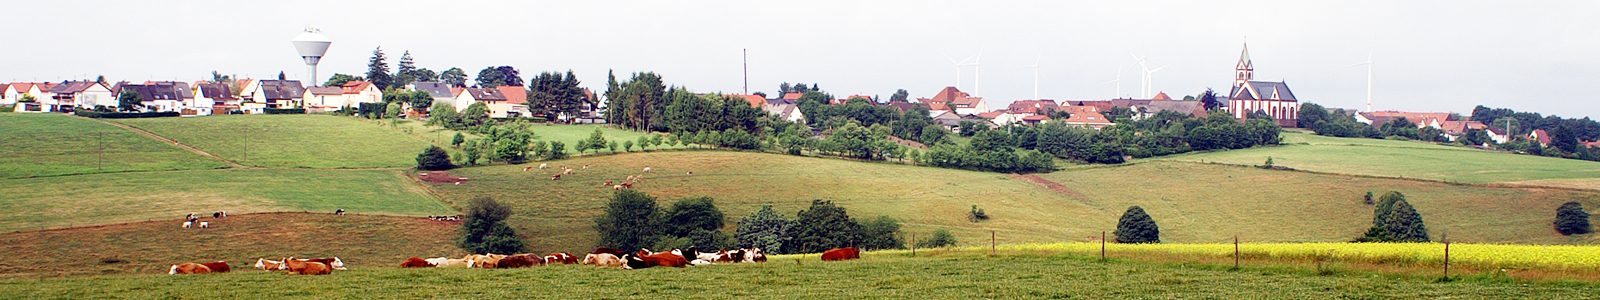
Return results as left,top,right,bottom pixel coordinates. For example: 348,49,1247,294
1299,102,1600,161
594,190,903,254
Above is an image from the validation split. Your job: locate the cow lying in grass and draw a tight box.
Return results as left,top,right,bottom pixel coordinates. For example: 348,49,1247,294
424,257,470,267
821,247,861,261
399,257,434,268
169,263,211,275
621,249,689,269
582,253,623,267
254,258,283,271
281,257,331,275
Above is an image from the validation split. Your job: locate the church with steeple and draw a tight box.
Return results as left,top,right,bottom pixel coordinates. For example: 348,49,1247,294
1226,43,1299,127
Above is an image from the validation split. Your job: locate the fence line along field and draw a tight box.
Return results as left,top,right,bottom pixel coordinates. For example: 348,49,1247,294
0,168,455,231
0,212,462,278
1158,131,1600,186
113,114,438,168
0,113,228,179
958,243,1600,276
4,248,1597,299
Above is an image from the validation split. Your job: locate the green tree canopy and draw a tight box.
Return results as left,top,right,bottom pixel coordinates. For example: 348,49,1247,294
593,190,661,252
416,145,453,170
457,196,523,254
1556,201,1592,236
366,47,393,90
736,204,792,253
1114,206,1160,243
788,199,864,253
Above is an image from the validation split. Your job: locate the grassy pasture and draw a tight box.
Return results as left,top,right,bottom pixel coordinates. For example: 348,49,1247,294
0,213,462,279
1159,132,1600,185
4,249,1596,299
391,121,687,155
0,168,454,231
0,114,227,179
113,115,437,168
426,151,1600,256
426,150,1094,254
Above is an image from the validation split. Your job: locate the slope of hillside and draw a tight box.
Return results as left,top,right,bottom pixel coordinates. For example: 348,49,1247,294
428,151,1600,254
0,114,228,179
0,168,454,231
114,115,437,168
1158,132,1600,185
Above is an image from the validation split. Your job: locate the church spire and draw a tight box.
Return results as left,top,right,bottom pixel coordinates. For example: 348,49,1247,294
1235,42,1254,82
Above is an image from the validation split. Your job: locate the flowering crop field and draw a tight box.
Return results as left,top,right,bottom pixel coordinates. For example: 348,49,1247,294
920,242,1600,271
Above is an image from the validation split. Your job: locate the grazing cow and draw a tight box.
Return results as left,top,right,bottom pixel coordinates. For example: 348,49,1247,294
603,180,613,186
551,174,561,180
563,169,574,175
182,221,192,228
613,184,624,190
213,212,223,218
583,164,590,169
282,258,331,275
199,222,210,228
540,163,548,169
169,263,211,275
622,182,633,189
200,261,231,273
523,166,533,172
686,171,693,176
496,254,544,268
643,167,651,173
821,247,861,261
400,257,434,268
334,209,346,215
543,252,577,264
582,253,622,267
255,258,283,271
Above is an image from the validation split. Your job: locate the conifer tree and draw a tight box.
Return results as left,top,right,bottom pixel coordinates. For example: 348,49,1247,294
1114,206,1160,243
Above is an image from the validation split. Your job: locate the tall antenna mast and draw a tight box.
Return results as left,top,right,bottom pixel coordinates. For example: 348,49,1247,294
743,49,748,95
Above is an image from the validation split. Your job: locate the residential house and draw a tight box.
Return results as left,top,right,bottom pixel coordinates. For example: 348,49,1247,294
455,87,525,118
1007,99,1060,115
1058,106,1115,129
916,87,988,115
978,111,1027,126
730,94,768,109
494,85,531,119
1529,129,1552,147
1356,111,1450,129
302,87,345,110
407,82,456,110
117,82,189,112
340,80,383,107
1487,128,1511,144
50,81,114,110
1438,120,1488,141
192,82,237,115
3,83,52,108
244,80,305,108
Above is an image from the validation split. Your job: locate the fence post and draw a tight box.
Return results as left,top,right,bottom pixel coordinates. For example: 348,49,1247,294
1233,235,1240,269
1100,231,1106,261
911,233,916,256
1443,233,1451,280
990,230,996,255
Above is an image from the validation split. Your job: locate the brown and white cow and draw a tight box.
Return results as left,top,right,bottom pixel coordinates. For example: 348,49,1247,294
821,247,861,261
399,257,434,268
169,263,211,275
543,252,577,264
281,257,331,275
255,258,284,271
425,257,469,267
582,253,623,267
495,254,544,268
200,261,231,273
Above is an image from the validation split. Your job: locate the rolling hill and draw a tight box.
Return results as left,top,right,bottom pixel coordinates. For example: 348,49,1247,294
0,113,228,179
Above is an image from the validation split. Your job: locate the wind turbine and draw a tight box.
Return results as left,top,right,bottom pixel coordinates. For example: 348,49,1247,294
940,52,978,91
1020,54,1040,100
1130,53,1167,99
1101,67,1125,99
1350,53,1374,112
970,49,983,95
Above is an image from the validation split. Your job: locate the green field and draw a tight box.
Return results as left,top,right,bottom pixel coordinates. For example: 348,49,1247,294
5,249,1596,299
425,151,1600,255
0,213,462,278
1159,132,1600,185
0,114,228,178
393,121,687,156
114,115,438,168
0,168,454,231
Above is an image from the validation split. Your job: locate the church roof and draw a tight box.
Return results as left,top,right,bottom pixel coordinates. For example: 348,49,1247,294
1229,81,1297,101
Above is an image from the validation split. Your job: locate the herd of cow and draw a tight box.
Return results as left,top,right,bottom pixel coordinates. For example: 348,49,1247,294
399,246,779,270
168,257,346,275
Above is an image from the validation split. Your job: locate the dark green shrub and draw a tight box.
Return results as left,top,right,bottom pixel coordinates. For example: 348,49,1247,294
916,229,957,248
1556,201,1593,235
1114,206,1160,243
457,196,523,254
415,145,453,170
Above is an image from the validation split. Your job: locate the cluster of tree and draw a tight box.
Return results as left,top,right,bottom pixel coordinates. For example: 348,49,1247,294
1472,105,1600,141
458,196,524,254
916,229,958,248
1354,191,1430,243
415,145,454,170
662,88,765,137
1001,111,1278,165
923,128,1057,173
603,71,668,131
426,102,490,131
592,190,737,252
1114,206,1160,243
731,199,902,254
1555,201,1592,236
1303,103,1600,161
356,48,464,89
526,71,591,122
476,66,523,89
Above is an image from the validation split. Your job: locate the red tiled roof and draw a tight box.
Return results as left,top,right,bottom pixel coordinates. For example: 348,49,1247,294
1021,115,1050,121
1532,129,1552,145
1007,100,1059,114
496,85,527,104
1362,111,1450,126
729,94,766,108
782,92,803,100
977,111,1005,119
1152,92,1171,100
340,80,374,94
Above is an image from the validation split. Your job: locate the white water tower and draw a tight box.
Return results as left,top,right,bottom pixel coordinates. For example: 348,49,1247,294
291,28,331,86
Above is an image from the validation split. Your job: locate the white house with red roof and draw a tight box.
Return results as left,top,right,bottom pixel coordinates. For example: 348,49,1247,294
916,87,988,115
50,81,114,110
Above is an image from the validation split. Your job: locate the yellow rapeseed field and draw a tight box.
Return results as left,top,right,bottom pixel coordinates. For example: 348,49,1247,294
916,242,1600,270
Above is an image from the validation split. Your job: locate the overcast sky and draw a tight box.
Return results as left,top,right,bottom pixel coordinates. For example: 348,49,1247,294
4,1,1596,118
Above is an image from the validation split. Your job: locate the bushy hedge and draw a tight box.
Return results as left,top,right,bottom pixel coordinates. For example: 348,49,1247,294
74,109,180,119
263,108,306,114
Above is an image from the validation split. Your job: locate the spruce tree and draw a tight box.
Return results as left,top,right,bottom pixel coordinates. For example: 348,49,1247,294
1556,201,1593,235
736,204,792,253
415,146,453,170
1114,206,1160,243
593,190,660,252
366,47,393,90
1384,200,1430,242
395,51,417,87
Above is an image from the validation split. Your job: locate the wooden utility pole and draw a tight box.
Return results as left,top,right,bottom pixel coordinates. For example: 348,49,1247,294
1100,231,1107,261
